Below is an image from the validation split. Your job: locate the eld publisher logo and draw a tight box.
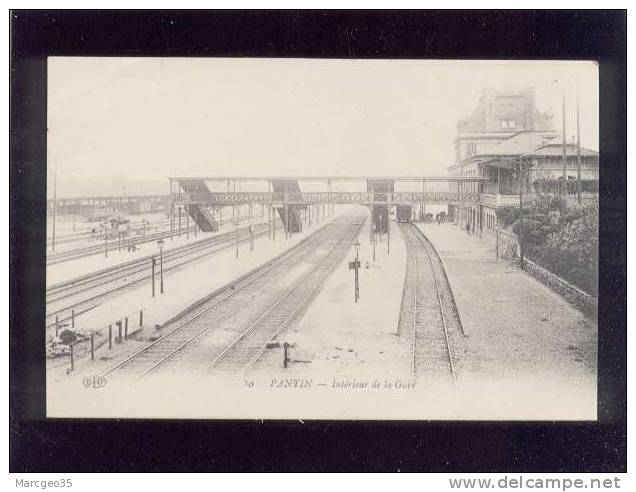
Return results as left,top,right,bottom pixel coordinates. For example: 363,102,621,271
82,375,107,389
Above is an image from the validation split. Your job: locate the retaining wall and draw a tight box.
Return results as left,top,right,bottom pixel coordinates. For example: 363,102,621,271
498,229,597,317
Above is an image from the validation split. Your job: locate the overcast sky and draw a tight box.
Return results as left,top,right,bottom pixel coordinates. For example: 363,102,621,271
48,58,598,198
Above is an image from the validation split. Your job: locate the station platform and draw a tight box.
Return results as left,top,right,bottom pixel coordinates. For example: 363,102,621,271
46,207,344,385
415,222,597,385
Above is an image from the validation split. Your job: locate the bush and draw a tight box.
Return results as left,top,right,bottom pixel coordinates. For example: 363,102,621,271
525,214,545,222
513,217,552,247
549,197,567,212
499,207,519,227
58,329,78,345
521,202,598,294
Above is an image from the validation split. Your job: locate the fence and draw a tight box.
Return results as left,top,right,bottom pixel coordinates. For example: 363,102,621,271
48,307,148,371
496,228,519,264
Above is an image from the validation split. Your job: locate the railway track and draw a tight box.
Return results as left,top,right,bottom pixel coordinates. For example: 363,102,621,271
103,212,365,382
45,221,274,330
46,214,255,265
46,217,173,247
398,223,463,381
46,226,196,264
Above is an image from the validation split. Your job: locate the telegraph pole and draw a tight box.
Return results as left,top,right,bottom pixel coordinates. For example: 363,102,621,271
355,248,359,302
157,239,164,294
386,205,391,254
51,158,57,253
151,257,156,297
284,181,289,240
268,180,271,240
235,220,239,259
186,206,190,240
422,179,426,221
576,88,582,204
519,158,525,270
561,85,567,199
169,180,173,240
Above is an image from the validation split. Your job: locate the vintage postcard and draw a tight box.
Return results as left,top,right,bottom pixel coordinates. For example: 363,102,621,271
45,58,598,420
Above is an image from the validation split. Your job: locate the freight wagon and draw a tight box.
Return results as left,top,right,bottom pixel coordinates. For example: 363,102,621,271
396,205,413,223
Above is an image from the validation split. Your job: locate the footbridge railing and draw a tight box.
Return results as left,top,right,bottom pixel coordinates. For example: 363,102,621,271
172,191,481,207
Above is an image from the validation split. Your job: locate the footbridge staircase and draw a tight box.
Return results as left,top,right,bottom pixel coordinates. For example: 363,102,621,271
177,179,219,232
270,179,303,233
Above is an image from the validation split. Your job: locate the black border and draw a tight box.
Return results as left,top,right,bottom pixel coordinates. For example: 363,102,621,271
10,10,627,472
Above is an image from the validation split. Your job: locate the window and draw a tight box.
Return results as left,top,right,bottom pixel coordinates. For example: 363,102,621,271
500,119,516,129
465,142,478,157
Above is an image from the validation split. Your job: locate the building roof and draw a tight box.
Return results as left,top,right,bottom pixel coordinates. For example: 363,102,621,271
456,130,559,142
456,131,520,140
454,143,599,171
462,134,556,161
460,139,596,164
531,144,599,157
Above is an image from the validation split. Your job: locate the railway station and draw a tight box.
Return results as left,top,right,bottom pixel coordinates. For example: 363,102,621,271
45,80,599,420
46,170,597,417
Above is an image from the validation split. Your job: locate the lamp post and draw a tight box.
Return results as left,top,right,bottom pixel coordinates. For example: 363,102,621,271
386,206,391,254
151,256,156,298
178,206,182,238
354,239,360,303
186,207,190,240
372,225,376,261
235,220,240,259
157,238,164,294
170,204,174,241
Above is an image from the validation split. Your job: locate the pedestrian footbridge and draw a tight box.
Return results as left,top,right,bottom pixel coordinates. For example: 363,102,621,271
172,175,485,234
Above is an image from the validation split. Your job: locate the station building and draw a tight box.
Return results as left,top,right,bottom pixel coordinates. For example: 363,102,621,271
448,88,599,235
